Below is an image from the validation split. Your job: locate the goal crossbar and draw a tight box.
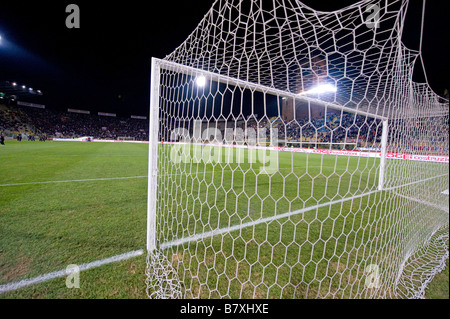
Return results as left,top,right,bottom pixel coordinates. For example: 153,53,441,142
154,58,389,121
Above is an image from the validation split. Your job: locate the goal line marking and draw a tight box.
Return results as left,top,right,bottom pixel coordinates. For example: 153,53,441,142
0,165,345,188
0,176,148,187
0,249,144,294
160,190,380,249
159,173,449,250
393,191,449,213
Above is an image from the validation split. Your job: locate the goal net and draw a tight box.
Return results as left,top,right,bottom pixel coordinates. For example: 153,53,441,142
146,0,449,299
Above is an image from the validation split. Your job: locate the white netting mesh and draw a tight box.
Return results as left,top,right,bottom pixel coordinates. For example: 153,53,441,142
145,0,448,299
145,250,182,299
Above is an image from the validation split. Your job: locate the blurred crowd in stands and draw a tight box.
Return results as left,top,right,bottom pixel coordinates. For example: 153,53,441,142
0,104,149,141
236,112,382,146
0,103,389,146
1,103,447,155
0,106,34,136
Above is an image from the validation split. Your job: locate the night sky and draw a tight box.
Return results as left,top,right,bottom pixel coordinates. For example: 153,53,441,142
0,1,448,118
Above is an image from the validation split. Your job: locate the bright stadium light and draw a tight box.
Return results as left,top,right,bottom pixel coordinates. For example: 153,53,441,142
12,82,17,86
300,83,337,95
196,75,207,87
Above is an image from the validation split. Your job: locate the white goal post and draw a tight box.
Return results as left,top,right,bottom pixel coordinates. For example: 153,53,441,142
146,0,449,299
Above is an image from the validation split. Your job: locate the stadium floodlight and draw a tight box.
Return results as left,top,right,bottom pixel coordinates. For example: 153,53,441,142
22,85,26,89
300,83,337,95
195,75,206,87
12,82,17,86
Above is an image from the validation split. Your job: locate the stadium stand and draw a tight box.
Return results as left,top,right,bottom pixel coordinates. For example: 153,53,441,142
0,103,149,141
2,103,445,156
0,104,35,137
1,102,382,147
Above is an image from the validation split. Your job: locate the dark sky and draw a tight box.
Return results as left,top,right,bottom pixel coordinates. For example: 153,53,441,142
0,0,448,117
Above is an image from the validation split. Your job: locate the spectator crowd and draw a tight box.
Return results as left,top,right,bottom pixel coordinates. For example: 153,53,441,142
1,103,447,155
0,104,149,141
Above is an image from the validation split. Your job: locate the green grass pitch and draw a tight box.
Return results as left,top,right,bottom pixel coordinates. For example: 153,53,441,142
0,141,447,298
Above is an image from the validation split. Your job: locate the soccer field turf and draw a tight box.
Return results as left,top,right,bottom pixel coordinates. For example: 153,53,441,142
0,141,149,298
0,141,447,298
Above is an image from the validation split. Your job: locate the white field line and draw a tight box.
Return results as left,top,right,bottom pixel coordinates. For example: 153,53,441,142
0,249,143,294
385,173,449,191
0,176,148,187
393,191,449,213
43,154,146,157
159,173,449,250
160,189,380,249
0,165,343,187
1,175,446,292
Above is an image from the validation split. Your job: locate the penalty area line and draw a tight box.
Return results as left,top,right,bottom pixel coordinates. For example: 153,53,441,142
0,249,144,294
0,164,360,187
0,176,148,187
